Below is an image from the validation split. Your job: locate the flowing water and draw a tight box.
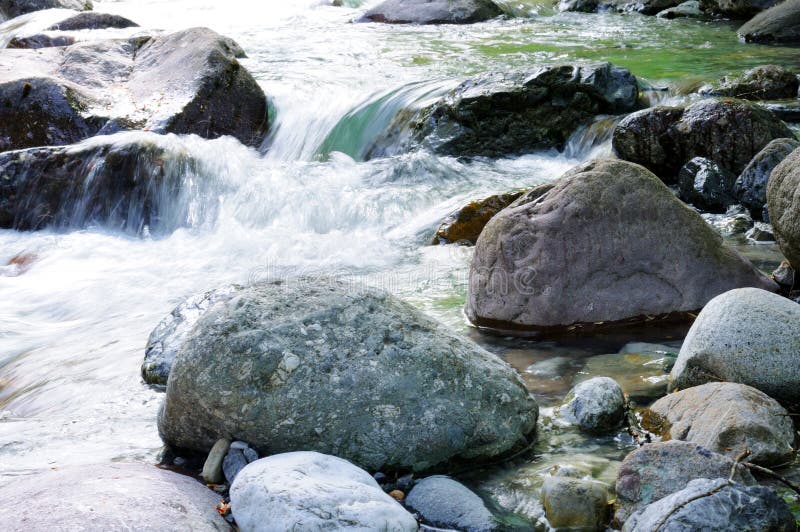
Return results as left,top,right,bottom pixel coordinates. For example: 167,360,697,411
1,0,799,524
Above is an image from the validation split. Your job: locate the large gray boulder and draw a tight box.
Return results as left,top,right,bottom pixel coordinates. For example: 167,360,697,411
0,0,91,21
768,147,800,268
466,159,776,333
0,463,228,530
614,441,757,524
0,28,268,151
359,0,503,24
643,382,795,466
701,65,800,100
368,62,638,159
406,476,497,531
612,98,793,182
622,478,796,532
671,288,800,407
0,133,219,232
739,0,800,43
230,452,418,531
736,138,799,219
158,279,539,473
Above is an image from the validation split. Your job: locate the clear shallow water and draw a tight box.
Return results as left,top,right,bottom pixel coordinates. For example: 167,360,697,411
0,0,797,521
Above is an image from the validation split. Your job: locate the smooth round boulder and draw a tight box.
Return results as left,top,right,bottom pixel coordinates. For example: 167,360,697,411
158,279,539,473
230,452,418,532
614,441,756,523
671,288,800,407
768,147,800,268
0,463,228,531
557,377,626,433
541,477,609,530
643,382,795,466
622,478,795,532
405,476,497,531
613,98,793,181
359,0,503,24
739,0,800,43
677,157,737,213
736,138,799,218
466,159,776,333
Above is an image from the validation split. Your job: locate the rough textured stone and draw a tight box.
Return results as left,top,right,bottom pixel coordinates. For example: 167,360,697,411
671,288,800,408
223,448,248,484
158,279,538,473
643,382,795,466
768,147,800,268
0,0,91,20
0,28,267,151
677,157,738,213
466,159,776,333
368,62,638,159
557,377,626,433
737,138,798,218
622,478,796,531
739,0,800,43
432,185,552,245
143,285,239,386
700,0,781,17
0,463,228,530
201,438,230,485
612,98,793,181
405,476,497,531
701,65,800,100
541,477,609,530
230,452,418,531
359,0,503,24
614,441,756,524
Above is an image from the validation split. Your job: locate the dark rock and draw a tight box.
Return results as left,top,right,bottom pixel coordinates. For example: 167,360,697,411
541,477,609,530
0,0,92,20
699,0,781,17
671,288,800,408
368,62,638,159
359,0,503,24
772,260,795,290
614,441,756,524
678,157,738,212
466,159,776,333
746,221,776,241
701,65,800,100
243,447,258,463
559,0,683,15
556,377,626,433
643,382,795,466
622,478,796,531
143,285,239,386
736,138,799,218
613,98,793,182
8,34,77,49
46,12,138,30
223,449,249,484
739,0,800,43
0,463,228,530
405,476,498,531
763,100,800,121
656,0,704,17
157,279,539,473
0,28,267,151
767,146,800,267
432,185,552,245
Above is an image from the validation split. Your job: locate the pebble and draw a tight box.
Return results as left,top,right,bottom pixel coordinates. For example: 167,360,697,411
389,490,405,501
243,447,258,463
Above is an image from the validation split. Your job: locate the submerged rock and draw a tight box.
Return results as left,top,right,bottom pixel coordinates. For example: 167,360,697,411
556,377,626,433
0,27,268,151
622,478,795,531
405,476,497,531
739,0,800,43
368,62,638,159
0,0,91,20
466,159,776,333
0,463,228,530
615,441,756,524
736,138,799,218
677,157,737,213
612,98,793,182
768,147,800,268
157,279,538,472
230,452,418,531
701,65,799,100
643,382,795,466
359,0,503,24
671,288,800,407
541,477,609,530
432,185,552,245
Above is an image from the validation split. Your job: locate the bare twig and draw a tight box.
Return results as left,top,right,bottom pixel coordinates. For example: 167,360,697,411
741,462,800,497
728,449,751,483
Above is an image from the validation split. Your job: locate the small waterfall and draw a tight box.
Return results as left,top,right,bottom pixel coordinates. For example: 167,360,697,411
562,116,620,160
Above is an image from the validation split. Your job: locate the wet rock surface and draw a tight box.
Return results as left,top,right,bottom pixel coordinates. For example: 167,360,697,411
701,65,799,100
677,156,738,213
768,147,800,268
541,476,609,530
736,137,799,218
557,377,626,433
405,476,497,531
359,0,503,24
739,0,800,43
